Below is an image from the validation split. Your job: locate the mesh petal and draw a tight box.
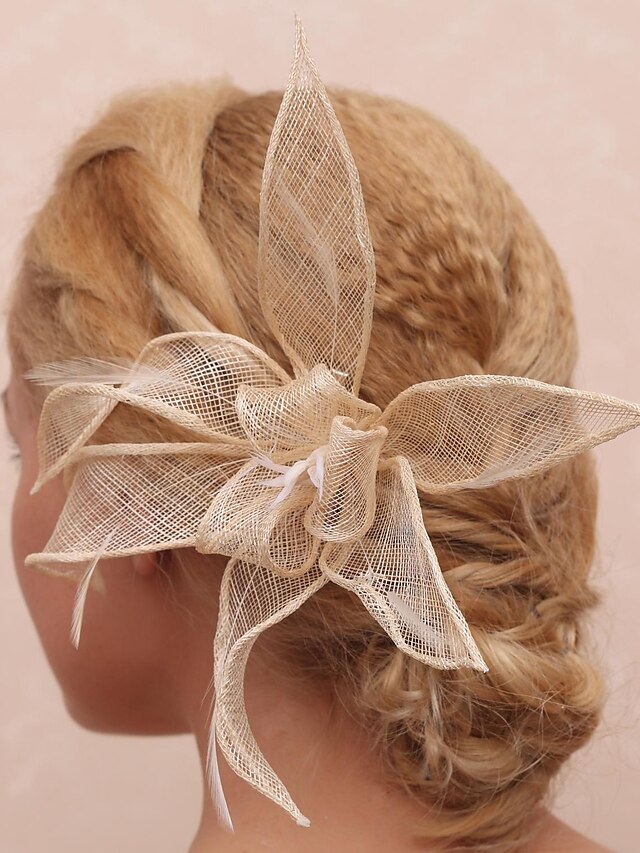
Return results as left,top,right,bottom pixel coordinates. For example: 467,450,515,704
320,456,488,671
305,415,387,542
197,458,319,577
257,17,376,395
379,374,640,492
236,363,379,454
212,557,328,827
24,443,244,568
31,331,290,491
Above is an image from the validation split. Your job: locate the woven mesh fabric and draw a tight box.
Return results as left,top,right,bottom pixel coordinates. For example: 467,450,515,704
31,332,291,492
258,18,376,397
23,16,640,831
378,374,640,491
213,559,329,827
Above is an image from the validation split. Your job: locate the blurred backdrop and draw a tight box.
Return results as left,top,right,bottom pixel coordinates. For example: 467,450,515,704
1,1,638,851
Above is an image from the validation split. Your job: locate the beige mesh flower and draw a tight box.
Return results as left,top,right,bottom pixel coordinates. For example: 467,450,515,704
23,16,640,831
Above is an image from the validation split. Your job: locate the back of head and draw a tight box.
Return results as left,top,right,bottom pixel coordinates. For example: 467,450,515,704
6,79,601,852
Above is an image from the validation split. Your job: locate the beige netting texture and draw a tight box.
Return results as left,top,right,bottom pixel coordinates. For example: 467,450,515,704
23,16,640,831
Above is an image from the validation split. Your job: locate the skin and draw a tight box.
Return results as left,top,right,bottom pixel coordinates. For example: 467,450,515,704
3,368,612,852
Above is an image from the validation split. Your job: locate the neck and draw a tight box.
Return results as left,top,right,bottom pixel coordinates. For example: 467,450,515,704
169,557,562,853
180,610,430,851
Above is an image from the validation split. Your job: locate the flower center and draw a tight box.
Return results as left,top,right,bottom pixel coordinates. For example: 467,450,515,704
251,445,329,507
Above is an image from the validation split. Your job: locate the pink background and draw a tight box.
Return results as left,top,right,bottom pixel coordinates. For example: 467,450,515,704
1,2,638,851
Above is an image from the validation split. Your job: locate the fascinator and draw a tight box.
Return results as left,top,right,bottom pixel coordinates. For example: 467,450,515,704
23,16,640,831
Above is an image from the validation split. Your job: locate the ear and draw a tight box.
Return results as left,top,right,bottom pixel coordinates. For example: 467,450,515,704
132,551,159,578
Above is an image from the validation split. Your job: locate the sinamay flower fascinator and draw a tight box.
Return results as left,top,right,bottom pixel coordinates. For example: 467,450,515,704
23,16,640,831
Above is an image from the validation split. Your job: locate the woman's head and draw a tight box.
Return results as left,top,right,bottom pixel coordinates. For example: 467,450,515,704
4,79,602,850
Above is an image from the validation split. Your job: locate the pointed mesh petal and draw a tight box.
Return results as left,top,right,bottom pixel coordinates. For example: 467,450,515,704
236,363,380,454
320,456,488,671
30,331,290,491
24,444,244,568
197,458,319,577
212,557,329,827
305,415,387,542
379,374,640,492
32,392,118,493
127,331,291,421
258,16,376,395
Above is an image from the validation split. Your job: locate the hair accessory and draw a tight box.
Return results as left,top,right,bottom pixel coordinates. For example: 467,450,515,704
23,16,640,831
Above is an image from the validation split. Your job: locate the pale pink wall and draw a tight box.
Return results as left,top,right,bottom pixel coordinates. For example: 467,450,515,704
1,2,638,851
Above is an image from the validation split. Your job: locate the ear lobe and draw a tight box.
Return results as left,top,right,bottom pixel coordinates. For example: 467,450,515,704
132,551,159,578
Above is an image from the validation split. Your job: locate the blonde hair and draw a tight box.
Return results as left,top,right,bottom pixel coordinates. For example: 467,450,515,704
6,80,604,852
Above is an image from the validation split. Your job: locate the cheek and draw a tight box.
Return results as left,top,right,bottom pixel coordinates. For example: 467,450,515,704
10,456,86,707
10,449,71,649
10,450,186,735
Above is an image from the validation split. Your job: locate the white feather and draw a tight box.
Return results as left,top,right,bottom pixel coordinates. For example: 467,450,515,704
70,561,98,650
24,356,192,392
206,704,234,832
25,356,136,386
386,590,448,648
70,529,115,649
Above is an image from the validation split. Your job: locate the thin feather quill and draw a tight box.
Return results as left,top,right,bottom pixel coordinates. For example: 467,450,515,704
70,529,115,649
206,704,234,832
386,590,450,648
24,356,192,392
